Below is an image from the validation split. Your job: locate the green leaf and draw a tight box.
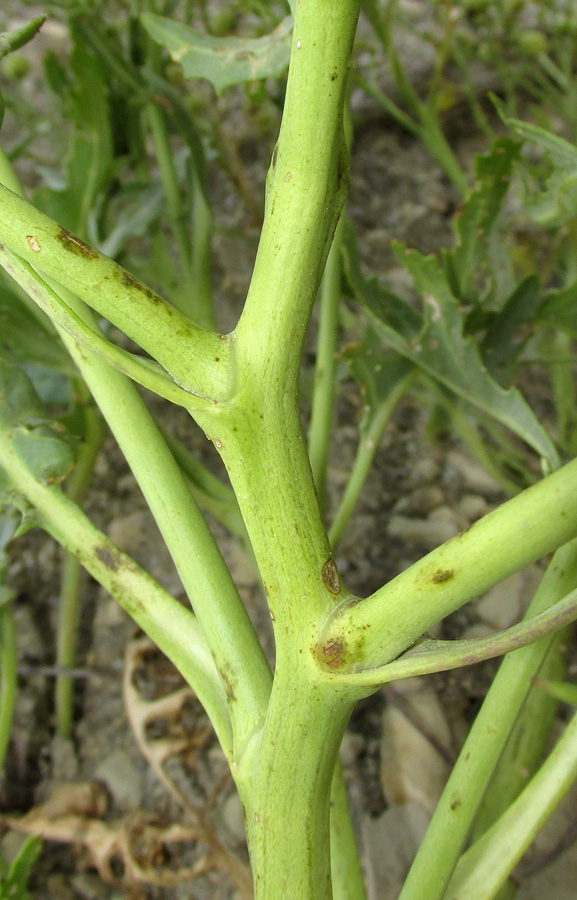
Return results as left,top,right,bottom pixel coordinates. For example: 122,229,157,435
142,12,293,94
10,423,75,486
0,355,44,428
503,117,577,228
0,284,72,373
0,357,76,486
444,138,521,305
0,18,45,60
522,166,577,228
0,17,45,128
0,836,41,900
480,274,541,381
537,281,577,338
506,117,577,170
343,229,559,471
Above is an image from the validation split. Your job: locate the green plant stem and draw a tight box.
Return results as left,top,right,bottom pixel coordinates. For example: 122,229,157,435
446,707,577,900
308,214,344,511
0,245,205,409
55,401,105,740
0,141,272,791
188,162,216,329
551,331,577,452
146,100,216,329
54,552,83,739
321,456,577,671
147,101,193,279
328,585,577,685
186,2,365,895
359,0,468,196
0,183,229,402
396,539,577,900
329,370,412,549
160,426,246,537
330,758,367,900
246,665,354,900
0,600,17,772
0,425,234,759
471,633,565,844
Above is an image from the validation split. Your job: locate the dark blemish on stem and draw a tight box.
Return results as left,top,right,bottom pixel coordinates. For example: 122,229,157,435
272,143,278,168
57,227,98,259
322,558,341,594
120,270,158,302
329,68,338,81
95,546,120,571
220,668,236,701
322,637,345,668
431,568,454,584
450,796,462,811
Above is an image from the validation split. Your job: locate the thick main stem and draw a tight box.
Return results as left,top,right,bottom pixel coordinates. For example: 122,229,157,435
188,2,364,895
247,662,354,900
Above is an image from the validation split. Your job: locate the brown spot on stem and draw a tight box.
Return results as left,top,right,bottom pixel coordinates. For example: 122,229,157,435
57,227,98,259
322,559,341,594
322,637,345,669
219,668,236,701
120,270,157,301
95,546,120,571
431,568,454,584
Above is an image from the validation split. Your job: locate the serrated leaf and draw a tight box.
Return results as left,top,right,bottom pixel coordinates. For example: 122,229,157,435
444,138,521,305
344,233,559,471
142,13,292,94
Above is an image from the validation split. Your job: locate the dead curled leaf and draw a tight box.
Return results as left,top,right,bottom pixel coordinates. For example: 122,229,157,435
123,632,253,899
1,782,213,886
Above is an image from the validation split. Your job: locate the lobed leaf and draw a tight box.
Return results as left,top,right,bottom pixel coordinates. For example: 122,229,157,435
343,227,559,471
444,137,521,306
142,13,293,94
